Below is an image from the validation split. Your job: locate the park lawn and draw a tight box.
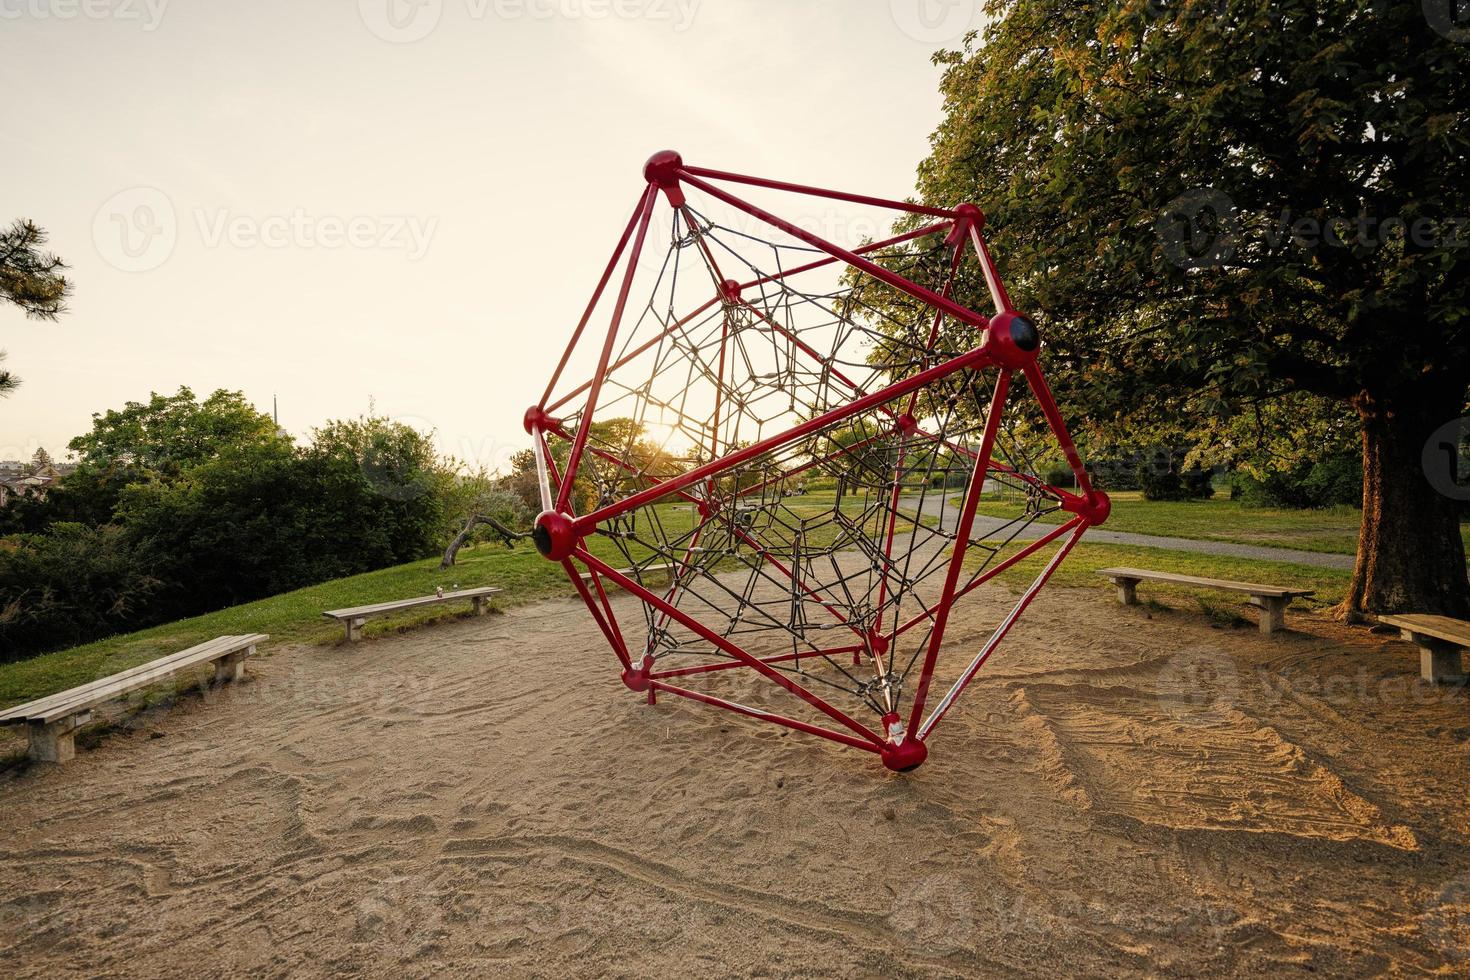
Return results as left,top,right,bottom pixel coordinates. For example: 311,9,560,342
973,490,1470,557
971,538,1352,613
0,493,868,708
4,520,1353,710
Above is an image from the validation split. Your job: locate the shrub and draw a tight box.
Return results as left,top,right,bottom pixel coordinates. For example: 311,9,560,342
0,524,162,660
1139,464,1215,501
1236,453,1362,508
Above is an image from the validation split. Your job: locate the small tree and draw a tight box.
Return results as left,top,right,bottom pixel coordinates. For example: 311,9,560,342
0,219,72,396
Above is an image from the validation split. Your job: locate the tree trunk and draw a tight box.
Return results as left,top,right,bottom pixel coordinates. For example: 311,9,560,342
441,514,528,568
1337,386,1470,620
441,519,478,569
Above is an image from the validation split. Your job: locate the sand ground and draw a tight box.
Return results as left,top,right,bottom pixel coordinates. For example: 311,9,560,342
2,582,1469,977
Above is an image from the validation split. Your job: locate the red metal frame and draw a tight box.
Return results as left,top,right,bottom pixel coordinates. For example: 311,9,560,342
525,152,1108,773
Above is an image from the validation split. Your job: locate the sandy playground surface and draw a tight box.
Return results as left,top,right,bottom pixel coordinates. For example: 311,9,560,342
2,580,1469,977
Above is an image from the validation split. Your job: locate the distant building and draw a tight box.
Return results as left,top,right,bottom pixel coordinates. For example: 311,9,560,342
0,460,76,508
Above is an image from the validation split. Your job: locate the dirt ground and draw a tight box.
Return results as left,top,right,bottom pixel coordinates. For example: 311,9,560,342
2,582,1468,977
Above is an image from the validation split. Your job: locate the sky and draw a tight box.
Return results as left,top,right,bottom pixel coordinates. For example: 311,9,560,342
0,0,983,473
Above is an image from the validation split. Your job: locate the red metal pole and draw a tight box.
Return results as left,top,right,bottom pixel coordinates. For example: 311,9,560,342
541,187,656,408
650,645,863,680
1023,361,1098,499
735,220,954,295
572,346,992,535
681,164,959,221
902,370,1012,732
646,681,881,754
891,515,1086,638
917,523,1088,739
565,558,631,671
556,184,659,512
575,548,885,748
677,169,990,329
546,295,721,415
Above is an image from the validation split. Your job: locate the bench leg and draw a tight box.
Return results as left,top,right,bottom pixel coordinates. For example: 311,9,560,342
27,717,81,764
1412,637,1465,683
1112,578,1139,605
213,647,251,684
472,596,487,616
347,618,365,642
1257,597,1288,635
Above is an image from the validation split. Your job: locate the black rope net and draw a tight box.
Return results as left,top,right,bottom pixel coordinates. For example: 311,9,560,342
539,190,1089,742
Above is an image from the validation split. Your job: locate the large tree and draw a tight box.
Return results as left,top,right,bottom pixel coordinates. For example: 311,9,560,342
0,219,71,395
917,0,1470,617
69,387,285,474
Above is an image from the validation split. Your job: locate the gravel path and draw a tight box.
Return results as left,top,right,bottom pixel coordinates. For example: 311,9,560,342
901,493,1355,571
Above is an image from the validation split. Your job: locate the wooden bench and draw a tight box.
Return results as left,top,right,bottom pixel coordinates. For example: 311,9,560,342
0,634,266,764
322,587,501,642
1098,567,1314,635
1378,614,1470,684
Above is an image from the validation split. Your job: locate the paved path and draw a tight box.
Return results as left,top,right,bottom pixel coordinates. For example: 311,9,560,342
900,494,1355,571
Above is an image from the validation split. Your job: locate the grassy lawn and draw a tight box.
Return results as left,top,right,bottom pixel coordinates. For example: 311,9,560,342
975,539,1351,612
973,490,1470,557
0,494,863,707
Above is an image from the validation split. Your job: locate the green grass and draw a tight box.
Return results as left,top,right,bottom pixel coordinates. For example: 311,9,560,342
0,541,570,707
0,488,1437,710
974,539,1352,608
972,490,1470,556
0,493,871,708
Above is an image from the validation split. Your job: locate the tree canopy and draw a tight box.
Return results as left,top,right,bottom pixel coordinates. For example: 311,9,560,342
68,387,287,474
915,0,1470,616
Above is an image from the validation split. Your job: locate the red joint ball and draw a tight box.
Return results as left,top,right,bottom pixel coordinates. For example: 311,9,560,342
983,311,1041,369
1060,489,1110,526
866,629,890,656
719,278,742,303
881,737,928,773
644,149,686,207
621,664,652,693
1082,490,1111,526
523,405,560,435
893,413,919,438
945,203,987,246
532,510,579,561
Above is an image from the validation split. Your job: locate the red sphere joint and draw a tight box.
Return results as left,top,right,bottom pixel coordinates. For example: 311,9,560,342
984,311,1041,369
946,203,986,245
881,737,928,773
533,510,578,562
1081,490,1111,526
523,405,560,435
644,150,686,207
621,665,652,693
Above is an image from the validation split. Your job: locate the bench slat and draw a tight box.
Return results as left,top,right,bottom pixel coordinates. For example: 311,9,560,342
0,636,248,723
0,634,267,726
1096,567,1314,599
1378,614,1470,648
322,587,501,621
